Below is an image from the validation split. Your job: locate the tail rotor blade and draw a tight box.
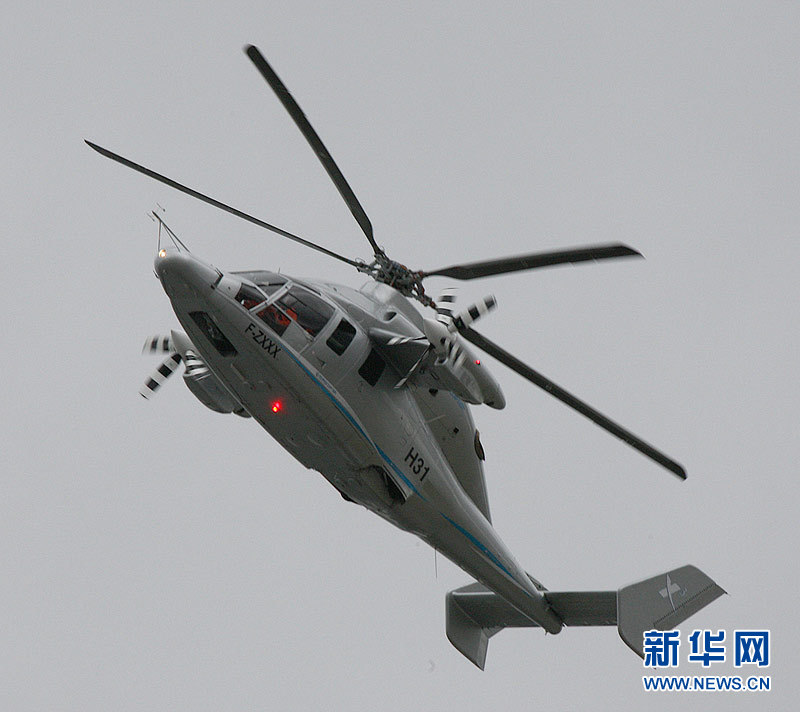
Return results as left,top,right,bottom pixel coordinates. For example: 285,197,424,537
140,352,183,399
459,326,687,480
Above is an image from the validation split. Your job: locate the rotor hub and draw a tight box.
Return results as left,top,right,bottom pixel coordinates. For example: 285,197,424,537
361,255,434,307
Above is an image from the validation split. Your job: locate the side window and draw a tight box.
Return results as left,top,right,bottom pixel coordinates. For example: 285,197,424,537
255,303,291,336
235,283,266,310
358,349,385,386
326,318,356,355
277,287,334,337
189,311,237,356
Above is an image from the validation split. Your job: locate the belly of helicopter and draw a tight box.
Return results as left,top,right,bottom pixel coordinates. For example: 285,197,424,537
174,297,554,629
164,277,413,513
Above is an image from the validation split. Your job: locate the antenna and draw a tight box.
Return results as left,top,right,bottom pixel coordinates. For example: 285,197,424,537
150,210,190,253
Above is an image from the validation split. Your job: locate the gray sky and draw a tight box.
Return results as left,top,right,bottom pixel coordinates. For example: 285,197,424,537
2,2,797,709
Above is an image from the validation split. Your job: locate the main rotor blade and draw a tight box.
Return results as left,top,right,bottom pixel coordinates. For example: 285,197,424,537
423,244,641,280
244,45,383,257
460,327,687,479
85,140,360,268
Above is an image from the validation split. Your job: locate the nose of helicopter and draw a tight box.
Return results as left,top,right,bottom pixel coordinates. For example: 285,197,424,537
155,251,220,294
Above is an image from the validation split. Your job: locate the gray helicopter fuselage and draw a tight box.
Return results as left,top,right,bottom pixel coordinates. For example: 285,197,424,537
157,250,562,634
89,43,721,668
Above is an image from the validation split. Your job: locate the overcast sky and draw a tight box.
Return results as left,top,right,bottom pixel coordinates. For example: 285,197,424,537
2,2,798,710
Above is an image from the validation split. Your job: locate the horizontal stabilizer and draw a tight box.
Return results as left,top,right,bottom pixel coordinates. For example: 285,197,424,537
546,591,617,626
445,565,724,669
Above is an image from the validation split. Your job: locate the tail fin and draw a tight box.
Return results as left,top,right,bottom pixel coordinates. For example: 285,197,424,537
445,565,725,669
616,565,726,656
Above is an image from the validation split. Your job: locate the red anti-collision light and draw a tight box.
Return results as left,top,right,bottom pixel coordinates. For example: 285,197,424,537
474,359,481,365
271,400,283,414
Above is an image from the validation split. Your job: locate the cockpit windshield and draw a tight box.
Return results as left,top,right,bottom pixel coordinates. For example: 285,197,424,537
255,303,291,335
233,271,287,297
251,283,335,339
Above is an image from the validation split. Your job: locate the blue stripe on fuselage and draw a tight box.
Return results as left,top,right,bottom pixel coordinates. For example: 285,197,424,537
274,341,422,497
440,513,516,580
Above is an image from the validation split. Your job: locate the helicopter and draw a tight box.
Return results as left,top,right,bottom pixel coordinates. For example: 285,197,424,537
87,45,723,669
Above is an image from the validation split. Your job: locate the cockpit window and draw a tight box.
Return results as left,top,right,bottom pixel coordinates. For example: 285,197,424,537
233,271,287,296
276,286,334,337
326,318,356,355
235,283,266,310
